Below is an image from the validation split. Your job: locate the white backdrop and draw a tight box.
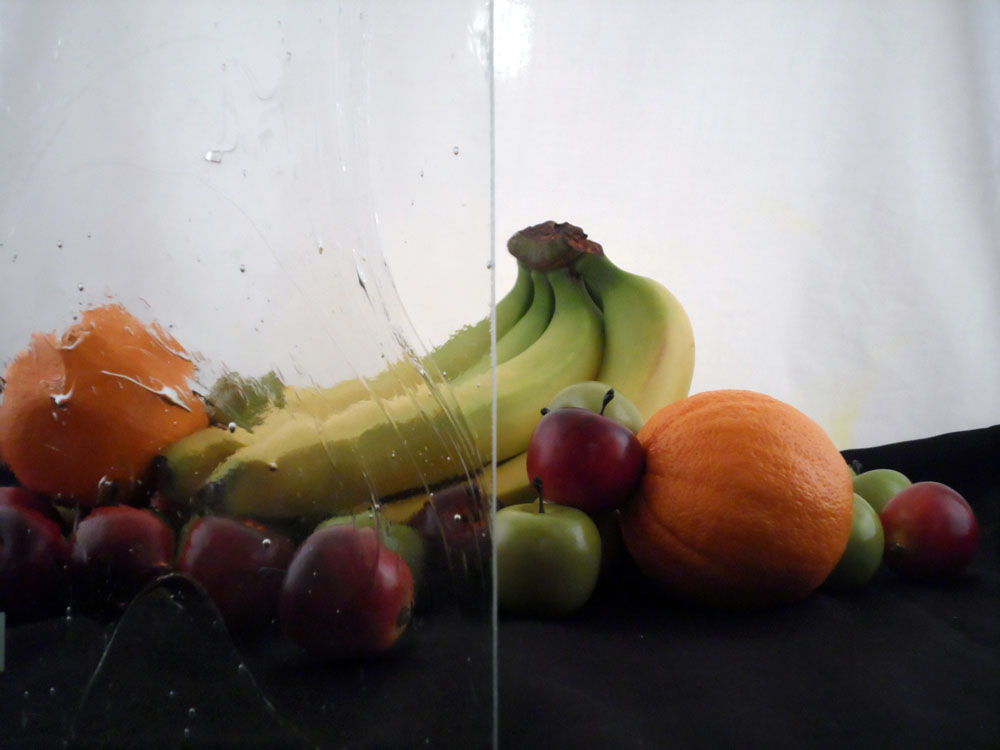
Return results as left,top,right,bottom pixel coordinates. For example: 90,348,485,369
2,1,997,454
488,0,1000,450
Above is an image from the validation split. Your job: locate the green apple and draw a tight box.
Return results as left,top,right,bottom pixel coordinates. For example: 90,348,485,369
853,468,912,514
317,512,426,591
496,493,602,617
546,381,644,434
823,493,884,591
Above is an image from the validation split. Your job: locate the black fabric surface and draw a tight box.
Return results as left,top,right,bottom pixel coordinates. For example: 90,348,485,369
1,425,998,749
500,424,1000,750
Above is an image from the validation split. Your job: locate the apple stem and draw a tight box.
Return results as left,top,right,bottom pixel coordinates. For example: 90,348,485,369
532,476,545,514
601,388,615,415
540,407,550,416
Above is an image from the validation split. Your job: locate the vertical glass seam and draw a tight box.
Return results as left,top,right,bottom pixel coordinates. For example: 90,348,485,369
487,0,499,748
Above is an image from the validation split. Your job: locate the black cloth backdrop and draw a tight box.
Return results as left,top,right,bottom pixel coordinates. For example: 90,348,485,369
2,425,998,749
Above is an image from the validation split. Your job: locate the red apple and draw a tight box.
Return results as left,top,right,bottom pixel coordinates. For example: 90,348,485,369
149,489,193,529
881,481,980,580
176,515,295,631
0,486,65,529
526,407,645,513
70,505,175,609
279,525,414,658
408,480,488,553
0,504,71,624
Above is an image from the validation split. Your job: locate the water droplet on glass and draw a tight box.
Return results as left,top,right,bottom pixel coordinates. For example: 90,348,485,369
168,689,176,699
239,264,246,273
188,707,197,718
49,687,56,697
183,728,191,739
318,244,324,255
452,146,459,155
419,170,424,177
453,513,464,523
286,51,292,61
486,260,494,269
23,691,30,699
262,538,272,549
57,241,63,248
221,62,227,71
77,283,84,292
204,150,223,163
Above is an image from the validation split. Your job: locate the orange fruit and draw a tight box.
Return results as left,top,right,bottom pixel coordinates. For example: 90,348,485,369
0,304,208,505
620,389,853,607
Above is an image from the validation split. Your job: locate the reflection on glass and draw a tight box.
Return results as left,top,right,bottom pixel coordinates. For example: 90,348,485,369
0,2,495,747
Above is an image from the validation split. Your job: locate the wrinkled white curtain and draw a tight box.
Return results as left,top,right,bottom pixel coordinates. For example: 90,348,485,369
492,0,1000,449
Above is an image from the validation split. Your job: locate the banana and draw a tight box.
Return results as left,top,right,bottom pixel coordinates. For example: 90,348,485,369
431,259,535,379
263,260,537,428
454,270,554,382
154,424,255,504
574,251,694,422
488,450,535,507
492,223,696,508
200,266,603,519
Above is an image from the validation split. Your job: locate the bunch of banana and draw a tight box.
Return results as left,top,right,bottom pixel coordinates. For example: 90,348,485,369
157,221,694,522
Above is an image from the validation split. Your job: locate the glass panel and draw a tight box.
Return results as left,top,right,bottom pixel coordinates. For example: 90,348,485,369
0,2,495,747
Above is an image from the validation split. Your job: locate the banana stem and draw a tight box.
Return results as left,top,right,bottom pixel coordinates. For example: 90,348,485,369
507,221,604,271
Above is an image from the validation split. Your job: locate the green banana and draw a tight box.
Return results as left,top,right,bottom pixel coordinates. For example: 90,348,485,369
430,259,535,379
455,270,554,382
200,266,603,519
574,251,694,422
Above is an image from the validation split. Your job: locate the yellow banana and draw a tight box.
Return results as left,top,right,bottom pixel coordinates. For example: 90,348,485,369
574,251,694,422
201,266,603,519
154,424,254,504
185,260,535,461
488,451,535,507
267,260,536,425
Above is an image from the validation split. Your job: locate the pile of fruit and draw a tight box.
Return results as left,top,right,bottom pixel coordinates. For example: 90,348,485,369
491,224,980,615
0,220,982,661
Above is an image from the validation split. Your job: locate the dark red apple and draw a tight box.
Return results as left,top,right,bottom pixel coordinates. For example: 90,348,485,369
149,489,193,529
0,486,65,529
881,481,980,580
526,407,646,513
0,505,71,624
176,515,295,631
279,525,414,658
70,505,175,609
408,480,488,552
